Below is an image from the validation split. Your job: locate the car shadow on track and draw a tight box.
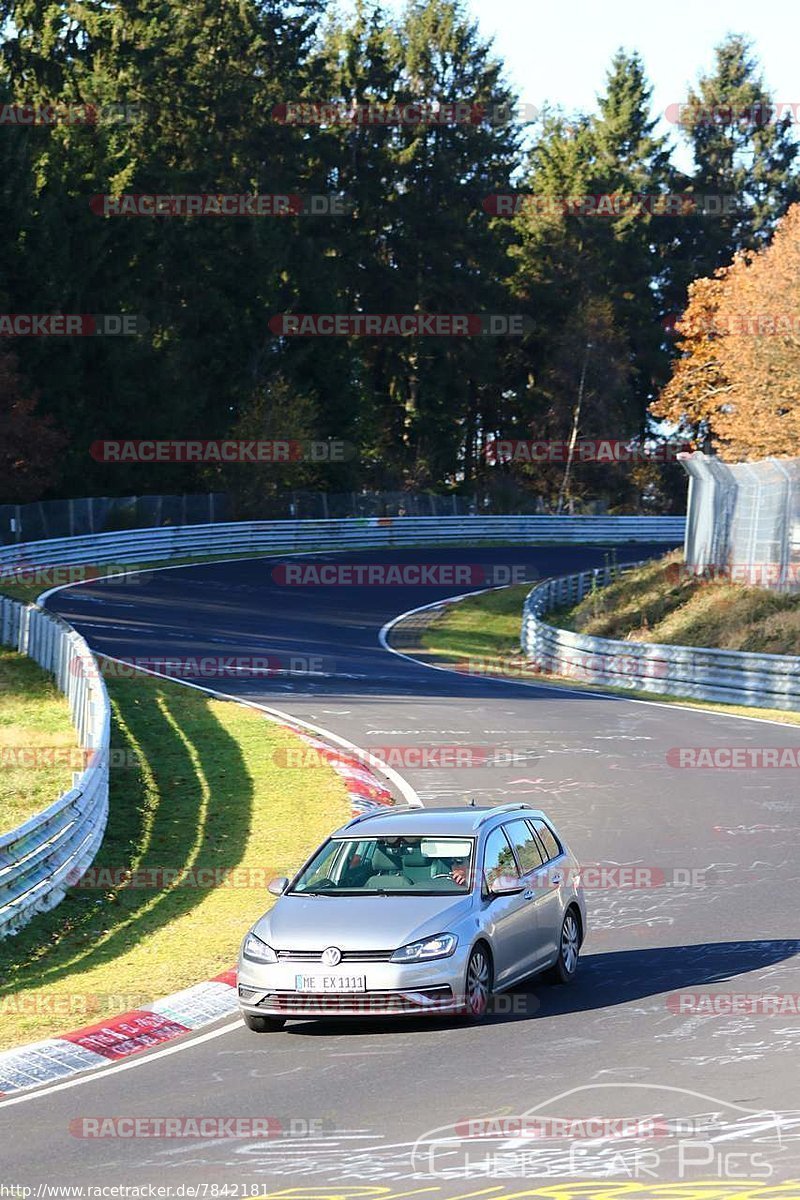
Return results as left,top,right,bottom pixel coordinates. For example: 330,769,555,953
526,938,800,1017
274,938,800,1037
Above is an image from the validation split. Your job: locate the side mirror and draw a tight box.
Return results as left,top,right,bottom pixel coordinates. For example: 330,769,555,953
487,872,524,896
268,876,289,896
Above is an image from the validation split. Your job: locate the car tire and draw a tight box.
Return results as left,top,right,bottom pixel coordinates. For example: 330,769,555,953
242,1012,286,1032
461,943,493,1021
544,908,581,984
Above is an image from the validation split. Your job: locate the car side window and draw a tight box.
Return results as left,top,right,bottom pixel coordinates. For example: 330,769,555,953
529,819,562,863
482,826,520,890
504,819,547,875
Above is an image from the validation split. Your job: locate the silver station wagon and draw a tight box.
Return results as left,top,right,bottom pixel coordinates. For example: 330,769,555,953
238,802,586,1029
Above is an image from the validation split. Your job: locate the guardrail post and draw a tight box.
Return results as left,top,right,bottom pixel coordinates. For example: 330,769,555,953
18,605,29,655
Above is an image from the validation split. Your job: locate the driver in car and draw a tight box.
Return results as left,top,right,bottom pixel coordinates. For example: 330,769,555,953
449,859,469,886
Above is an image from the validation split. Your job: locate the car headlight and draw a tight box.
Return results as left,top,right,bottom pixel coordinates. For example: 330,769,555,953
242,932,278,964
390,933,458,963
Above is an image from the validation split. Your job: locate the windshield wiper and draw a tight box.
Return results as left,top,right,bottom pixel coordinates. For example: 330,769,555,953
292,888,362,896
293,887,397,896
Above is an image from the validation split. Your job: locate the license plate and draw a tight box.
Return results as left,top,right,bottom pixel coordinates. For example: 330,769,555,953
294,973,367,992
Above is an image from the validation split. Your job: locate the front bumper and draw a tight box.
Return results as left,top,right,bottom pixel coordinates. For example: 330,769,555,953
237,948,470,1018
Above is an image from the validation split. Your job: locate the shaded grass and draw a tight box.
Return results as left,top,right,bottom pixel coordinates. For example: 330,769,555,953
0,647,78,834
0,664,351,1049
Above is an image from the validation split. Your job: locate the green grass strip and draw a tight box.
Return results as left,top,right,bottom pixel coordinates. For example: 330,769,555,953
0,666,351,1050
0,647,78,835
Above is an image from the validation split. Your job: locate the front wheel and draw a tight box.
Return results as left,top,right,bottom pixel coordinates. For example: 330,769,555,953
545,909,581,984
243,1012,286,1032
461,944,493,1021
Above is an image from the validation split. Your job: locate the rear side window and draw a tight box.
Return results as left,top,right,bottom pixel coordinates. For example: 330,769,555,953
530,819,562,863
504,819,546,874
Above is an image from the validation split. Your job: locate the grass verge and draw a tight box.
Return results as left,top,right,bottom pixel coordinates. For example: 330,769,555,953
419,584,534,661
0,647,78,835
0,664,352,1050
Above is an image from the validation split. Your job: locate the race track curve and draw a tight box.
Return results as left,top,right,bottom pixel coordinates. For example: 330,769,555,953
2,542,799,1195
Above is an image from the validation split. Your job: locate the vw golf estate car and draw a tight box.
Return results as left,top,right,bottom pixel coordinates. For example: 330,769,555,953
238,802,586,1029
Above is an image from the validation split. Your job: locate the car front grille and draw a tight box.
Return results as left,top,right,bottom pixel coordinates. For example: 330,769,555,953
274,949,394,962
257,986,453,1014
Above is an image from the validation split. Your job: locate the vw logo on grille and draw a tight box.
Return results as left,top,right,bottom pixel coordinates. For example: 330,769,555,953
321,946,342,966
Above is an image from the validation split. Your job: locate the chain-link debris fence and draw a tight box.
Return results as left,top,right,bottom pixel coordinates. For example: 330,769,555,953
680,452,800,591
1,491,483,544
1,483,668,546
0,494,230,545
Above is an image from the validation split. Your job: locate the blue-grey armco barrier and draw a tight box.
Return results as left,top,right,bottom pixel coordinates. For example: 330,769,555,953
0,598,110,937
521,564,800,711
0,514,685,577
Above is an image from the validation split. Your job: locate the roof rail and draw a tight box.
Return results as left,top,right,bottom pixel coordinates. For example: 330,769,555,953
343,804,414,827
474,802,533,827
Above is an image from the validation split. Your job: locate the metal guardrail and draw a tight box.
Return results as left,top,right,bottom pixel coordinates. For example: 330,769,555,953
521,565,800,711
0,599,110,937
0,515,685,576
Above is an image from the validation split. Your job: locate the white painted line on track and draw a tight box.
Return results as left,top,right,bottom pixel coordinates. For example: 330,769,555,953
36,550,305,606
0,553,423,1102
379,588,800,732
12,548,797,1108
87,652,423,809
40,555,424,806
0,1019,243,1108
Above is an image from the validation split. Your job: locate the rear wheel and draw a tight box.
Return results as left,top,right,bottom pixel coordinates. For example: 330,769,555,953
243,1012,286,1032
462,944,493,1021
545,909,581,984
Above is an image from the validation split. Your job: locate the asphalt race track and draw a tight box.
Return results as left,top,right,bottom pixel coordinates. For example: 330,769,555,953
2,543,800,1195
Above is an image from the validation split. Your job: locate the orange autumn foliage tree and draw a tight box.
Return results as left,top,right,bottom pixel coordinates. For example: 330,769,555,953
652,204,800,460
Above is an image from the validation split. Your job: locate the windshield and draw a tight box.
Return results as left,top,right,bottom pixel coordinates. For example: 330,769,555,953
290,835,475,894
